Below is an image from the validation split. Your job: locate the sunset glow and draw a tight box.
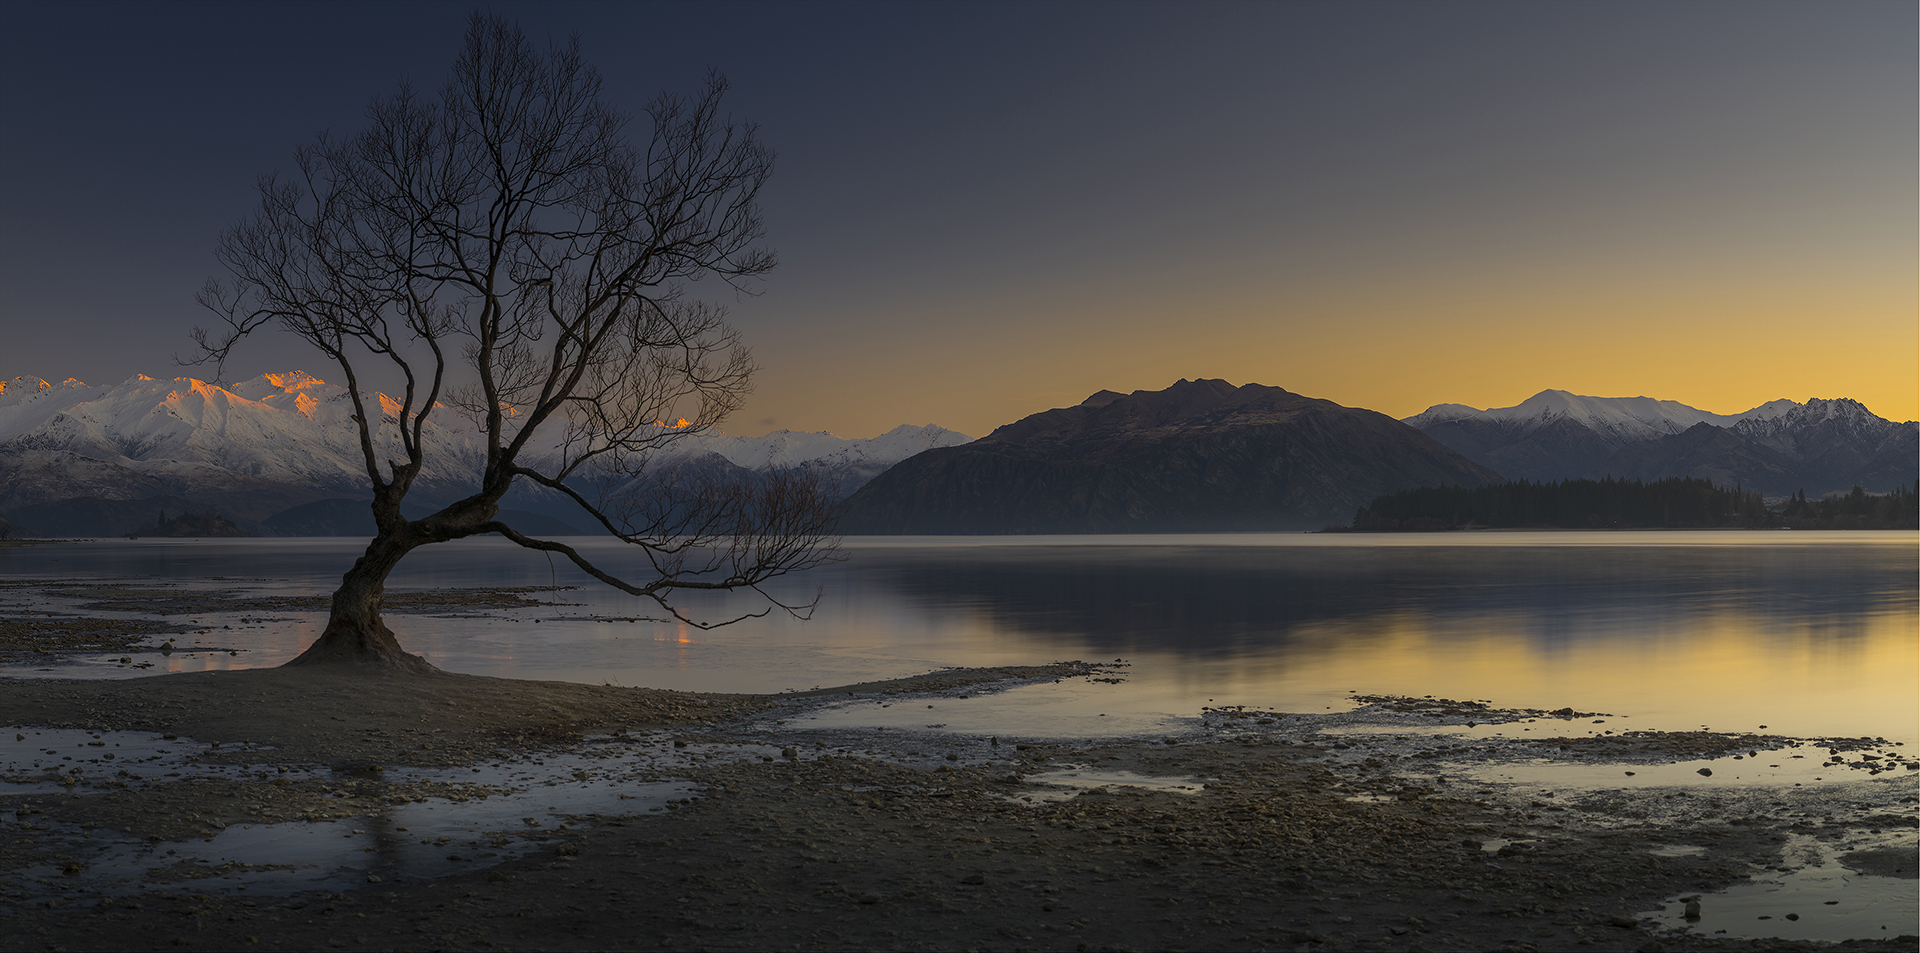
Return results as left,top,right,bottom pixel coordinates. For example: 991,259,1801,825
0,8,1910,946
1,3,1908,437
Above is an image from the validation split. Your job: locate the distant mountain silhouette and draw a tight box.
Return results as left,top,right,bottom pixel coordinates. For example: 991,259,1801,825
839,379,1500,533
0,371,965,537
1406,392,1917,496
261,499,584,537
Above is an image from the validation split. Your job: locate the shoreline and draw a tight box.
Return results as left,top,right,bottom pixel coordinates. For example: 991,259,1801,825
0,666,1914,952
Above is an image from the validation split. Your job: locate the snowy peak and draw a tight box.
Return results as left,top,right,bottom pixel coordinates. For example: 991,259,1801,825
848,424,976,462
1403,388,1915,495
665,422,972,471
0,376,89,410
1730,397,1908,455
0,370,969,474
1791,397,1887,425
0,371,492,501
230,370,326,396
1740,398,1800,421
1401,402,1488,428
0,370,971,526
229,371,339,421
1406,390,1801,443
1483,389,1753,432
1733,397,1896,434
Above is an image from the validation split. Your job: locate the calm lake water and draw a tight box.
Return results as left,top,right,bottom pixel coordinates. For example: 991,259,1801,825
3,532,1914,746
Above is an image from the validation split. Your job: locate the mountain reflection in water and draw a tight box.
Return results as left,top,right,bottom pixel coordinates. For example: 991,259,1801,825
859,541,1913,657
825,534,1915,744
2,533,1911,744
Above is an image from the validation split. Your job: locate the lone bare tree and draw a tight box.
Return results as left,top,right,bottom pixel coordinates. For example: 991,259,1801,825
195,14,837,672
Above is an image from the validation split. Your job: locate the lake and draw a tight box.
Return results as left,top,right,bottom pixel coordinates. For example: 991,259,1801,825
3,531,1913,748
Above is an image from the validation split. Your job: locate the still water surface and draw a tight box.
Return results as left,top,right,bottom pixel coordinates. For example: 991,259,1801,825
3,532,1913,745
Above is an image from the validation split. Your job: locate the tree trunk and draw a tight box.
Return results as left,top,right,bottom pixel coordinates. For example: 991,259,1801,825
284,531,438,673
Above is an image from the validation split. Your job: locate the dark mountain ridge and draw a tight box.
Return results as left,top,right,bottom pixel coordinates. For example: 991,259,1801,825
839,379,1502,533
1409,394,1916,496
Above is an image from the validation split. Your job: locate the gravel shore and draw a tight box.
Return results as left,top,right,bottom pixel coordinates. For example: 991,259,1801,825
0,663,1914,952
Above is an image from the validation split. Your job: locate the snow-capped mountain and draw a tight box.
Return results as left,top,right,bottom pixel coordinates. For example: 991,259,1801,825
1724,398,1919,495
687,424,969,472
1405,390,1916,496
0,368,503,518
1729,398,1904,452
669,424,973,498
1403,390,1798,445
0,372,970,536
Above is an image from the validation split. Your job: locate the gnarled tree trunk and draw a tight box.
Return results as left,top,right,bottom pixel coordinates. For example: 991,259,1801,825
285,531,437,673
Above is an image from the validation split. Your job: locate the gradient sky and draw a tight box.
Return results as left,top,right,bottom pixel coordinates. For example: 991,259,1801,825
3,1,1914,438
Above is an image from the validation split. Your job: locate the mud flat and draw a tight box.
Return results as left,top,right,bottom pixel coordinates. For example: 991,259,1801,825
0,666,1913,953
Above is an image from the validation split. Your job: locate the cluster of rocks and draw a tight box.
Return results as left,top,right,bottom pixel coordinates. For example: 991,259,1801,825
1350,694,1612,722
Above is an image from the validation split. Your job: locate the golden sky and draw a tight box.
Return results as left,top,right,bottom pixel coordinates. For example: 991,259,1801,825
5,3,1914,437
722,5,1919,436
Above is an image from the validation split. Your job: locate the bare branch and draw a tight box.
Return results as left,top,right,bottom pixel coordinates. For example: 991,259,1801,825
201,12,830,668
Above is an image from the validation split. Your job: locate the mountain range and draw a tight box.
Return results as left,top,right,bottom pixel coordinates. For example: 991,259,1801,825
1404,390,1916,497
0,372,969,537
837,379,1500,533
1,371,1911,538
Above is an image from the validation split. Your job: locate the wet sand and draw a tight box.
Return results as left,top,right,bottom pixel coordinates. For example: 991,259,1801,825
0,663,1914,952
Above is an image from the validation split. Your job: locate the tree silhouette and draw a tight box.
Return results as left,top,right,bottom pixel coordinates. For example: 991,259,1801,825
194,14,837,670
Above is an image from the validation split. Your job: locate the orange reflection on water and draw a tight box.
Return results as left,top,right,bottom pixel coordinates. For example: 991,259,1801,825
649,622,699,671
654,624,697,645
1153,600,1917,744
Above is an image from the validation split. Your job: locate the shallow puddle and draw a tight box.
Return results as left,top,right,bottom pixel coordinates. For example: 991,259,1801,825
0,730,856,903
10,779,693,902
1010,765,1204,803
0,727,306,794
1648,844,1707,858
1446,747,1909,790
1476,837,1533,853
1399,747,1918,942
1,726,1009,904
1639,835,1919,942
783,682,1195,741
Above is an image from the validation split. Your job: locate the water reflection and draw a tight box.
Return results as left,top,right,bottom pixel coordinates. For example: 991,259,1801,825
858,542,1914,656
830,536,1916,743
3,534,1913,743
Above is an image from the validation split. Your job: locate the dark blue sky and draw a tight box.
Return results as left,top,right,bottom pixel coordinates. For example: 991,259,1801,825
3,1,1913,435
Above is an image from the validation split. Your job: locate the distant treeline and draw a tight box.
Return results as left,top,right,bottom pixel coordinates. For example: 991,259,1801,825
132,509,251,538
1773,484,1920,530
1339,477,1919,531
